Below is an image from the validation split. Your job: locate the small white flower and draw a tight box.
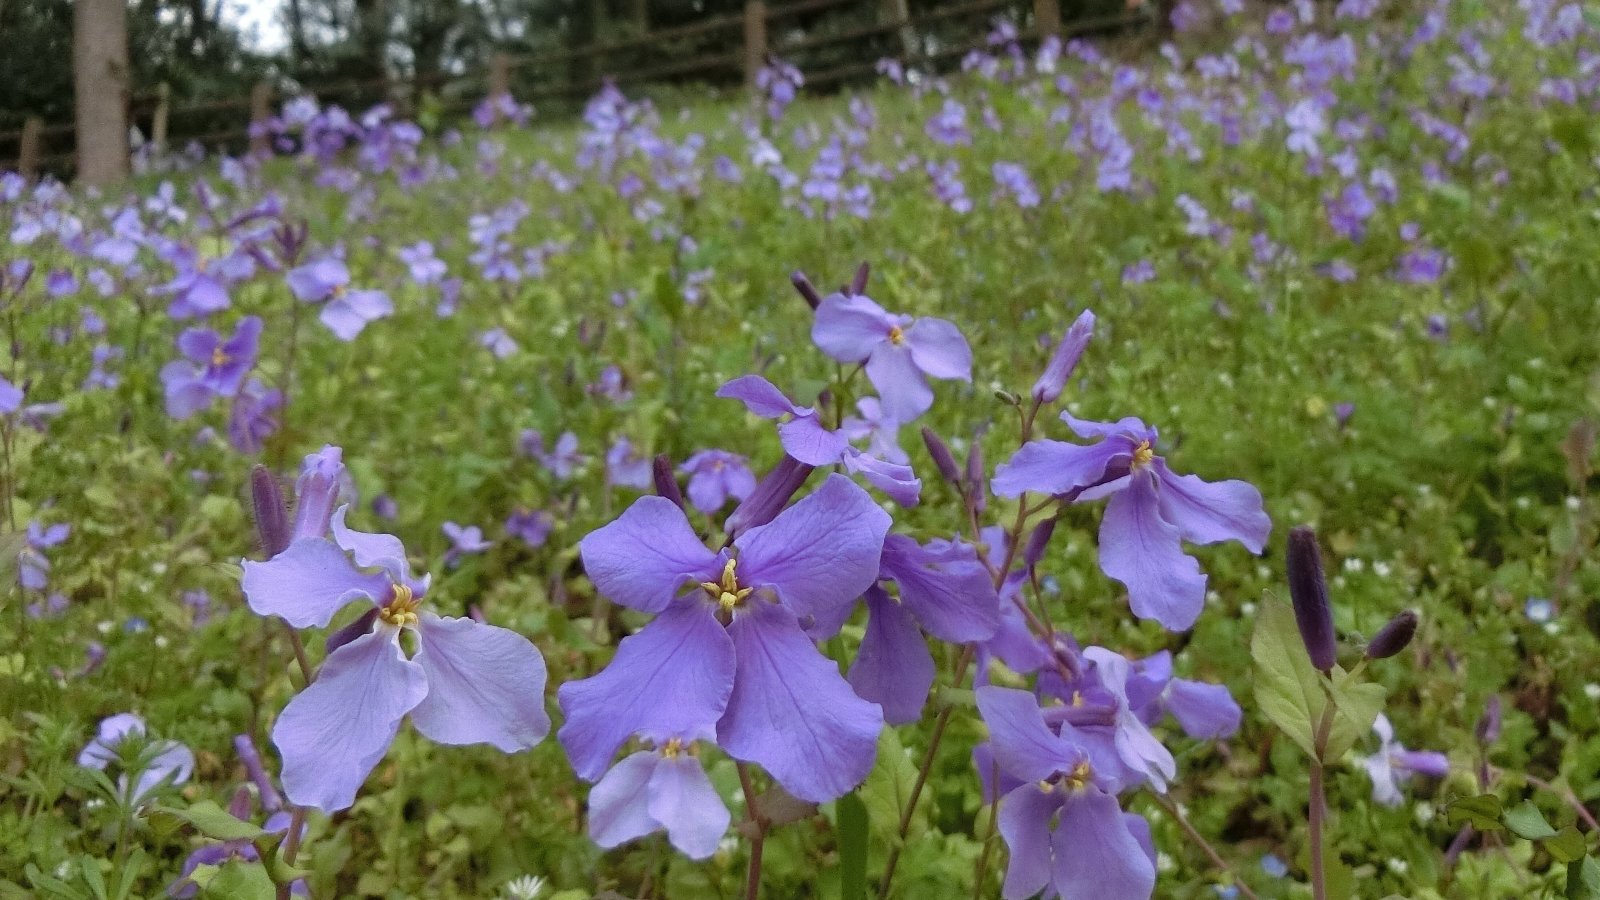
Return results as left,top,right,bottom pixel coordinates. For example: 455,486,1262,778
1344,558,1365,573
1583,683,1600,701
501,874,546,900
1373,561,1392,577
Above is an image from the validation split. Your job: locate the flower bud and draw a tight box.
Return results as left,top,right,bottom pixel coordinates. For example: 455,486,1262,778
920,426,962,487
965,438,986,513
1031,309,1095,404
1364,610,1417,660
233,734,284,811
326,607,379,655
652,453,685,509
291,445,345,542
1474,695,1502,744
726,455,815,537
249,465,290,558
790,271,822,310
1023,517,1057,570
849,261,870,296
1286,526,1337,672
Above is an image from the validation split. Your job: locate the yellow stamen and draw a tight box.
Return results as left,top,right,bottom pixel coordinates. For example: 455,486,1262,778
700,558,754,611
1131,440,1155,469
661,737,686,759
887,325,906,345
378,583,421,627
1063,760,1093,791
211,347,230,368
331,283,347,299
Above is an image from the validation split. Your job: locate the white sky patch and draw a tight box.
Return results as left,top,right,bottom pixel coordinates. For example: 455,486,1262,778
220,0,289,54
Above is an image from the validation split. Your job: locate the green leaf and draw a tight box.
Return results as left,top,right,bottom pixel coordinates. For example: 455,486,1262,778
859,729,923,846
836,792,868,900
200,861,275,900
153,800,268,841
1546,827,1590,864
1250,593,1384,760
1444,794,1505,831
1505,800,1558,840
1568,856,1600,900
1323,668,1386,761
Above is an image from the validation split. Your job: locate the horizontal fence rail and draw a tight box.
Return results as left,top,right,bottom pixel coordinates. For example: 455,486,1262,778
0,0,1147,180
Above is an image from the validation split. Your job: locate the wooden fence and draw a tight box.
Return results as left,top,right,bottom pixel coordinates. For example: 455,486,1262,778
0,0,1146,180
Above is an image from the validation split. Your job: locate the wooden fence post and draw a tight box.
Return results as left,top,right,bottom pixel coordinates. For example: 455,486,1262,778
18,118,43,181
1034,0,1062,39
249,81,272,156
151,82,170,152
743,1,767,90
489,53,512,98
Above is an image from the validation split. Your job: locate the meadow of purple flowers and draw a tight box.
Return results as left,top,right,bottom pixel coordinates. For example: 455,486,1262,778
6,0,1600,897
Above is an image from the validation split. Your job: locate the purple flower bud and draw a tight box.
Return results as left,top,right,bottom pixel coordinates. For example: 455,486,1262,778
1031,309,1095,404
250,466,290,558
1365,610,1417,660
848,261,870,296
725,455,815,537
291,446,344,542
920,427,962,487
1474,695,1501,744
790,271,822,310
965,439,986,513
326,608,380,655
232,734,284,812
1287,526,1337,672
1023,517,1057,570
652,454,685,509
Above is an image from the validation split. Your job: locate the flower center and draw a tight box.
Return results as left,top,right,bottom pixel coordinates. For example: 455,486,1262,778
331,283,347,299
1131,440,1155,469
700,558,753,611
378,582,421,627
1063,760,1092,790
660,737,687,759
887,325,906,345
210,347,230,368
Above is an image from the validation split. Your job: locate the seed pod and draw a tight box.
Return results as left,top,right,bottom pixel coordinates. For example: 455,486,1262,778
1286,526,1337,672
652,454,685,509
250,465,290,558
1365,610,1418,660
920,426,962,487
790,271,822,310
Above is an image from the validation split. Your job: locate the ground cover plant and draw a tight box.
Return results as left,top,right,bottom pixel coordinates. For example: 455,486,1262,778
5,0,1600,897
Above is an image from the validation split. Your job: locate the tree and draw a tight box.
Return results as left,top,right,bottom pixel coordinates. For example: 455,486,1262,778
74,0,130,185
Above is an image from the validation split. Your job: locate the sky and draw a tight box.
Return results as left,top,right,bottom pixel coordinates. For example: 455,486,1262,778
219,0,290,53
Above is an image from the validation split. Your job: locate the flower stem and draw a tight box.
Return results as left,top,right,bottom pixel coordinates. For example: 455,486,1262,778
1308,700,1338,900
283,623,314,686
1147,791,1261,900
737,762,769,900
277,806,307,900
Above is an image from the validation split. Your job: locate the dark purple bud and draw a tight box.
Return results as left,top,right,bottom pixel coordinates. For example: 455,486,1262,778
965,439,986,513
652,453,685,509
326,608,379,655
228,785,254,820
1031,309,1095,404
1286,526,1337,672
1365,610,1417,660
1023,517,1057,570
291,445,345,542
726,455,815,537
1040,699,1117,728
250,465,291,558
790,271,822,310
849,261,870,296
1474,695,1502,744
920,427,962,487
233,733,285,811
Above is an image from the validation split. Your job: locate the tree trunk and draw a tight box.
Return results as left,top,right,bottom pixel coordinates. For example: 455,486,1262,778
73,0,130,186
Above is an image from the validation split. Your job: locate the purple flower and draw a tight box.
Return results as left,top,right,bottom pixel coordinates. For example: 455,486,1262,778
528,430,585,480
160,316,263,419
679,450,757,514
811,293,972,422
1362,714,1450,807
397,240,447,285
992,413,1270,631
442,521,493,568
0,375,22,415
161,249,252,320
478,328,519,359
168,737,306,898
227,378,282,454
926,99,971,146
77,713,195,806
717,376,920,506
839,397,908,465
1124,651,1242,740
846,536,1000,723
975,687,1156,900
587,738,731,859
992,162,1041,208
242,506,550,811
606,438,652,490
505,508,554,548
561,474,889,803
287,256,394,341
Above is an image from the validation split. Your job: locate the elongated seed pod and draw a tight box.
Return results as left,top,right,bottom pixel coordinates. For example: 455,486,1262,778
1286,526,1337,672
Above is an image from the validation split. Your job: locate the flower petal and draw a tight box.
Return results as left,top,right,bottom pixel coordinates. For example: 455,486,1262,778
847,587,935,725
735,473,890,622
718,601,883,802
557,602,734,781
240,537,387,628
1051,789,1157,900
975,686,1079,783
1097,472,1207,631
330,506,412,582
1059,412,1154,441
587,751,661,849
579,496,722,613
991,438,1130,498
777,416,851,466
272,628,427,812
997,783,1058,900
410,614,550,752
812,293,894,362
648,754,731,860
131,740,195,804
865,344,933,423
904,317,972,381
879,536,998,643
1152,460,1271,552
716,375,808,420
1165,679,1241,740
